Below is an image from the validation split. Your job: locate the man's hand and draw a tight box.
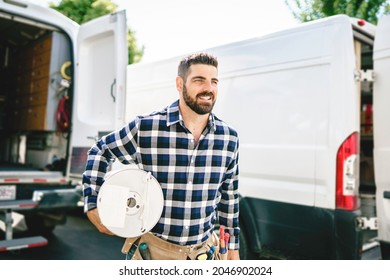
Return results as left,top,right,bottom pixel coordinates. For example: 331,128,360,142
86,208,114,235
228,250,240,260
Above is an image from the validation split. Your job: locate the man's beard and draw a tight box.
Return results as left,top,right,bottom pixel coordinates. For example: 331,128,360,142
183,84,215,115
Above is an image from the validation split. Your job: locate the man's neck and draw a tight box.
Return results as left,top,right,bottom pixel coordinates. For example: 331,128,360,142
179,103,210,144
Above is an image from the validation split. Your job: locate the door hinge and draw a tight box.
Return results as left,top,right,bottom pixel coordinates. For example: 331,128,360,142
354,69,375,82
356,216,378,230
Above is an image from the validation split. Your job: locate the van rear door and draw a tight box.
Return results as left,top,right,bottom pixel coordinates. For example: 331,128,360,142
373,14,390,259
69,10,127,177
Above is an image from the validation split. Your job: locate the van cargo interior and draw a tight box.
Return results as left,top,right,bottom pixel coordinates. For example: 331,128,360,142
0,13,71,176
355,35,377,244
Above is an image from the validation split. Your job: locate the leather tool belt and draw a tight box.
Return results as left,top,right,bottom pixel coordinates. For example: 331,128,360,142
121,232,225,260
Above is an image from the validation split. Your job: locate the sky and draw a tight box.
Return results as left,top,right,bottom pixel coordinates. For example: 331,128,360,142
34,0,299,62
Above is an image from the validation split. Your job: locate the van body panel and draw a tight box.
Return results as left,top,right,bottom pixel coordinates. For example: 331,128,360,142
373,14,390,252
212,15,359,210
125,57,178,122
127,15,359,209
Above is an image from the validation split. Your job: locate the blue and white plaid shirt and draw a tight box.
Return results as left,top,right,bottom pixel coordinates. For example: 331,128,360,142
83,100,240,249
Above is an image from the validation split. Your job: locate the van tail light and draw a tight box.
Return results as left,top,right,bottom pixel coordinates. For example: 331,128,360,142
336,132,359,210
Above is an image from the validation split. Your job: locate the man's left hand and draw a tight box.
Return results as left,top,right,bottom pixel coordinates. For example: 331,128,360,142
228,250,240,260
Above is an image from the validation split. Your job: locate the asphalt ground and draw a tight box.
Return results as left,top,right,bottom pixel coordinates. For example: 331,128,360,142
0,209,126,260
0,209,382,260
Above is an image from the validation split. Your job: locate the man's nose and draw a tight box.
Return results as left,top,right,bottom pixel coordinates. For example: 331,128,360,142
202,80,216,92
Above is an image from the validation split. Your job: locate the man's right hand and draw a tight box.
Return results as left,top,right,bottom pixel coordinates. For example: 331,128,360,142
86,208,115,235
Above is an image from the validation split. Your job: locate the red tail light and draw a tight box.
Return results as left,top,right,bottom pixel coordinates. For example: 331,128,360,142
357,19,366,26
336,132,359,210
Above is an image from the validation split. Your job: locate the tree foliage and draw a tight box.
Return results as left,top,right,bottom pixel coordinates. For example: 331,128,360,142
285,0,390,24
50,0,143,64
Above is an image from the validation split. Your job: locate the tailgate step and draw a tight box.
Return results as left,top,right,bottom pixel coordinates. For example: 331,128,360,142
0,236,48,251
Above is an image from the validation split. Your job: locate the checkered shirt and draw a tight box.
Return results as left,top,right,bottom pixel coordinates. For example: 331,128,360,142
82,100,240,250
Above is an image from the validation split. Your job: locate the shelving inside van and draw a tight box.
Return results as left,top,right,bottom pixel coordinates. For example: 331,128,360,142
0,13,71,175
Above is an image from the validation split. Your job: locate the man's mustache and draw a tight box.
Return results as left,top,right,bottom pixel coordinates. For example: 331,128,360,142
196,91,214,98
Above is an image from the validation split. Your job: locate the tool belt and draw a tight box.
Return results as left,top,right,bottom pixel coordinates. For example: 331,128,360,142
122,232,225,260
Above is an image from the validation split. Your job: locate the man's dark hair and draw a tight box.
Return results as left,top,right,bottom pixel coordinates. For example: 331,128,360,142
178,52,218,80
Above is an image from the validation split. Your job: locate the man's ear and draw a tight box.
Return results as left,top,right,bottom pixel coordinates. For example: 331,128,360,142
176,76,183,92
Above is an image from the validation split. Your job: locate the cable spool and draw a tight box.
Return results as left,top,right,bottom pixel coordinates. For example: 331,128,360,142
60,61,72,80
97,167,164,238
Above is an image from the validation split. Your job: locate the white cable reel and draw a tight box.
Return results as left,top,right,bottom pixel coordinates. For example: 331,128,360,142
97,167,164,238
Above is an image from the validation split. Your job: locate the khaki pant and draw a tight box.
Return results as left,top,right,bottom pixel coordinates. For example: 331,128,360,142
122,232,226,260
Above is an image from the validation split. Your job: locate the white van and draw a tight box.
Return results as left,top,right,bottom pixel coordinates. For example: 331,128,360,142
123,15,390,259
0,0,127,250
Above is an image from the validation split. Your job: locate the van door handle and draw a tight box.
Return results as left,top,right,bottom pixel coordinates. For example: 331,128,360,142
87,136,99,142
384,191,390,199
110,79,116,102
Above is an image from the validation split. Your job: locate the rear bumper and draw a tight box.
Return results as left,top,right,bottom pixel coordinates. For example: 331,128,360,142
380,240,390,260
0,187,82,211
240,197,367,259
32,188,83,209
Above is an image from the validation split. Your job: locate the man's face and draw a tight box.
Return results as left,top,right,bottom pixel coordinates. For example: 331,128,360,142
181,64,219,115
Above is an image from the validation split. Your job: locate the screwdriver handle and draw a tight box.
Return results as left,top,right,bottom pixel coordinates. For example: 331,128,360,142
139,242,151,260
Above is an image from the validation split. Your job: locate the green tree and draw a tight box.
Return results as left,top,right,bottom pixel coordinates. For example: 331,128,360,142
50,0,143,64
285,0,390,24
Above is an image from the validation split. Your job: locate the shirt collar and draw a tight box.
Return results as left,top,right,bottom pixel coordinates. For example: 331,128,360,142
166,99,216,132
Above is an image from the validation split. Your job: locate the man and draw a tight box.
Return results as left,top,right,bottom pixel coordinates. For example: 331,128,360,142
82,52,240,260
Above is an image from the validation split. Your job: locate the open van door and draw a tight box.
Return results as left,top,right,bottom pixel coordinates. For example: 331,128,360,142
373,14,390,259
69,10,128,177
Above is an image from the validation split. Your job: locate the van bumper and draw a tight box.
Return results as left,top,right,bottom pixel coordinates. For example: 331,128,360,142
0,187,82,211
240,197,366,259
334,209,363,259
379,240,390,259
31,187,83,209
